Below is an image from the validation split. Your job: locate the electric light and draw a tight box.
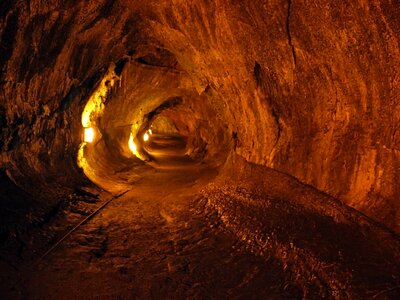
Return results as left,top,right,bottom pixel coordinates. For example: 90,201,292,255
84,127,94,143
148,129,152,135
143,132,149,141
129,134,137,154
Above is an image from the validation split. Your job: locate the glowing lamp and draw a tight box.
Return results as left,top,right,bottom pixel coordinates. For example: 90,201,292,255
148,129,152,135
129,135,137,153
84,127,94,143
143,132,149,142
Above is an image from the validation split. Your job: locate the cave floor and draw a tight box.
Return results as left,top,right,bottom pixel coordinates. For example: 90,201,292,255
1,152,400,299
3,155,300,299
22,184,297,299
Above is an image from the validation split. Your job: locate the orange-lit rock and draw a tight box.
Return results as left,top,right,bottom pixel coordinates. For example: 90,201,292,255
1,0,400,298
1,0,400,230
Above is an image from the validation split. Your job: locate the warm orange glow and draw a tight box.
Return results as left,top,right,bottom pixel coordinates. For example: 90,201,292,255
81,66,118,128
148,129,153,135
143,132,149,141
84,127,94,143
128,134,137,154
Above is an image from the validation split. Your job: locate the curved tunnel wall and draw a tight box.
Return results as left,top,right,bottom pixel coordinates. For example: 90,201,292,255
79,55,231,192
1,0,400,231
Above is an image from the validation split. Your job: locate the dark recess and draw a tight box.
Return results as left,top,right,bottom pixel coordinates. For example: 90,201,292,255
136,48,180,69
114,58,128,76
253,61,262,86
146,96,183,120
0,11,18,77
0,0,13,19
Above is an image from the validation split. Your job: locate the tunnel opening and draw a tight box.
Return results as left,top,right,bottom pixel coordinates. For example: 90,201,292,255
77,50,232,193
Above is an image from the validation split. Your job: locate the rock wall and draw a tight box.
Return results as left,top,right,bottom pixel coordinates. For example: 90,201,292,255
1,0,400,231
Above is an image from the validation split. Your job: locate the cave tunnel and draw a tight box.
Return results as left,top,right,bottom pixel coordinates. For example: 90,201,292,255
1,0,400,299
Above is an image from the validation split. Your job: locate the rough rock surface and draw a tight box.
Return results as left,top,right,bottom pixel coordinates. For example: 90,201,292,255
1,0,400,298
2,155,400,299
1,0,400,230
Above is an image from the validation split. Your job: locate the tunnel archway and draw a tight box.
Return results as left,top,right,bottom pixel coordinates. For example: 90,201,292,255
77,50,232,193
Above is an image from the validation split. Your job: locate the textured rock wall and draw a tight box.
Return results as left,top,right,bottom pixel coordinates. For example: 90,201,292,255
1,0,400,231
0,0,140,196
142,0,400,230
